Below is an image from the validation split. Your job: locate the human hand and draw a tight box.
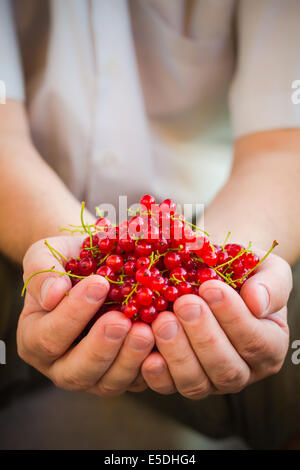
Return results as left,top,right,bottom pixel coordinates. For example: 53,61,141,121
17,236,154,396
141,252,292,398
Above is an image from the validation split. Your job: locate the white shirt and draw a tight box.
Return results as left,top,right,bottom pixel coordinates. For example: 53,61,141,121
1,0,300,211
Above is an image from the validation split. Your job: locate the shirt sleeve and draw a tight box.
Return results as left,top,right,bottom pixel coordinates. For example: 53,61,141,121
229,0,300,138
0,0,24,101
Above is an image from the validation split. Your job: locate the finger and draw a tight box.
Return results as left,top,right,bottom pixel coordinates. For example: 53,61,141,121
173,295,250,393
49,311,132,390
240,252,292,318
127,374,148,393
142,352,177,395
199,280,289,372
94,322,154,396
19,275,110,363
152,312,212,399
23,236,83,310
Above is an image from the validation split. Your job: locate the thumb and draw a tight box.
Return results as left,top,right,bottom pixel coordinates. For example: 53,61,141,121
23,235,84,310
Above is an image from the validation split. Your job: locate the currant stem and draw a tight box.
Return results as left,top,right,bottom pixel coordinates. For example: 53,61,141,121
21,268,86,297
95,206,104,218
221,231,231,250
44,239,68,262
228,240,278,285
122,283,138,305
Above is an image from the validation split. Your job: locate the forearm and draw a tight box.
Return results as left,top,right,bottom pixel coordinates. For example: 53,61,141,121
201,129,300,265
0,101,94,263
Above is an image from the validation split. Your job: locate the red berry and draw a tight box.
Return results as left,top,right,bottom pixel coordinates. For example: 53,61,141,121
140,194,156,210
192,236,210,255
225,244,244,257
123,260,136,276
153,296,168,312
182,258,195,270
231,259,245,276
79,257,96,276
136,287,154,306
202,249,218,267
106,254,123,272
170,267,187,281
127,254,138,263
135,240,153,257
164,252,181,270
96,265,113,279
150,267,160,277
95,217,112,232
82,235,99,249
163,285,179,302
79,249,92,259
178,247,191,262
65,258,79,273
186,269,197,282
183,228,197,244
154,237,170,253
121,283,135,298
242,252,259,270
108,286,123,302
171,219,184,241
217,250,231,265
136,256,150,270
136,267,152,286
98,237,115,253
128,216,145,238
122,303,138,319
117,237,135,253
177,281,193,296
151,275,165,292
159,198,177,215
139,305,158,323
197,267,218,284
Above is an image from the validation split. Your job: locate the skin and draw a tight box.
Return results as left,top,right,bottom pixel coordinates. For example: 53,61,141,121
0,100,297,398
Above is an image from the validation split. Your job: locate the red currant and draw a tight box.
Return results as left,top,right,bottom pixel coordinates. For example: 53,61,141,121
136,268,152,286
197,267,218,284
163,285,179,302
140,194,156,210
164,252,181,270
106,254,123,272
136,287,154,306
79,257,96,276
139,305,158,323
177,281,193,296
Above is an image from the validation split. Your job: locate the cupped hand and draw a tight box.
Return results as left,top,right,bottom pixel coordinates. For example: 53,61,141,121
141,252,292,399
17,236,153,396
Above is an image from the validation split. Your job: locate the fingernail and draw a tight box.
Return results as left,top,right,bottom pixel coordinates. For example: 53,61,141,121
202,288,223,305
156,322,178,341
41,277,67,306
105,324,129,340
86,282,107,303
128,335,152,351
257,284,270,315
178,302,201,322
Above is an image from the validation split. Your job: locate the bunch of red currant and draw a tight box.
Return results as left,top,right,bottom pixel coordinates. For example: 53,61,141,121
52,194,276,324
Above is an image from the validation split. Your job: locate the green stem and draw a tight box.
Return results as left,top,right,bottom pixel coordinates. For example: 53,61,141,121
21,268,86,297
44,240,68,262
221,231,231,250
122,283,138,305
228,240,278,285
